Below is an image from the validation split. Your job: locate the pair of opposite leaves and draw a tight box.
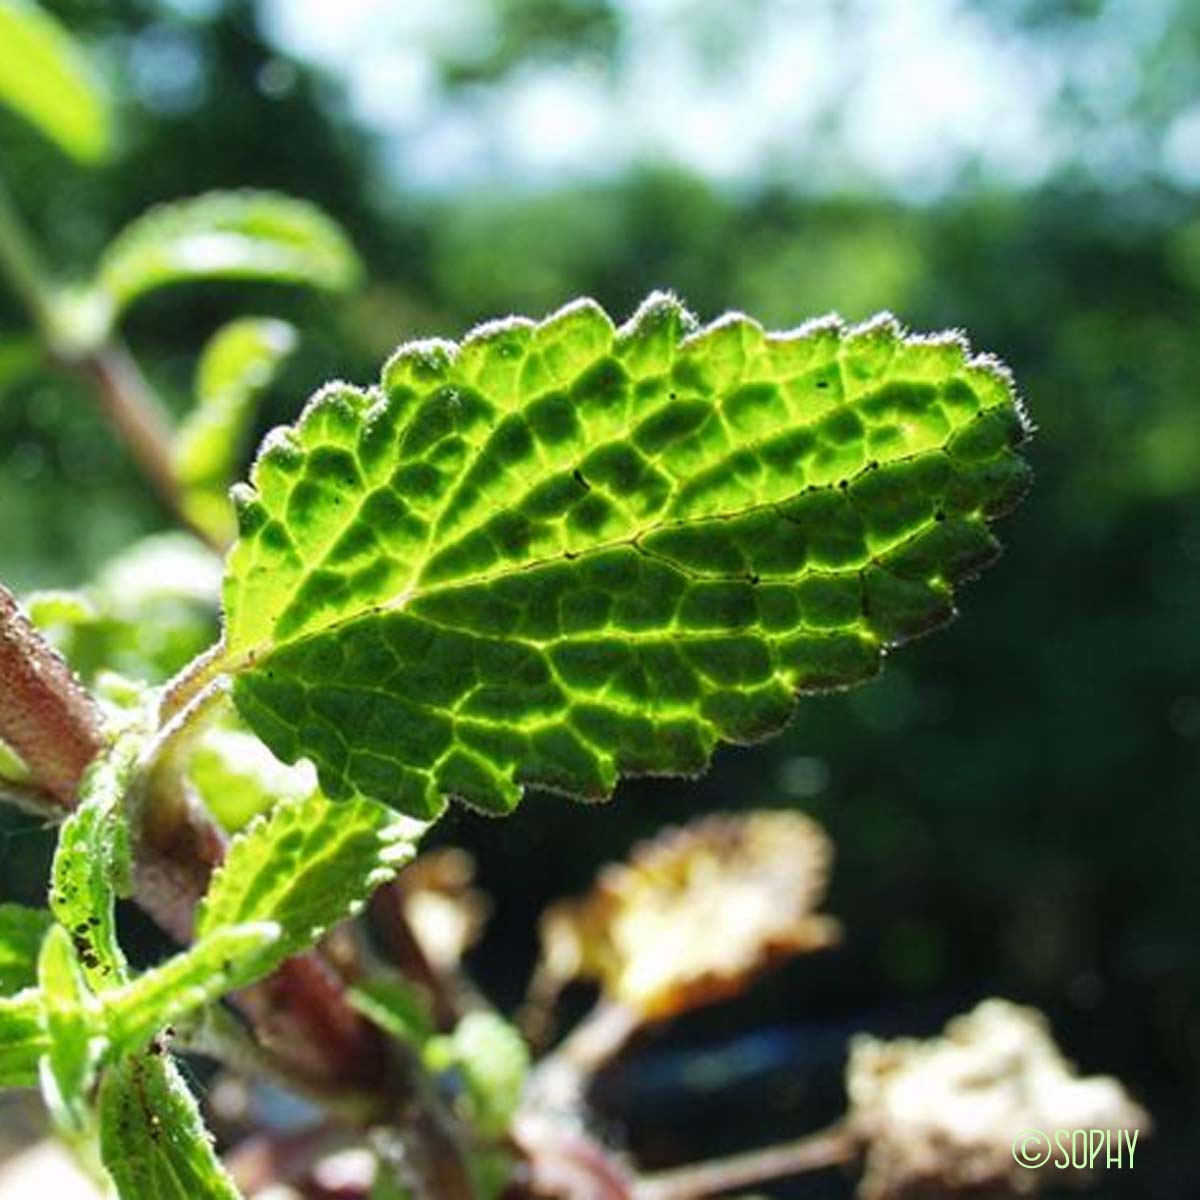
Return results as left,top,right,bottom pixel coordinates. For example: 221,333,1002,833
199,291,1030,820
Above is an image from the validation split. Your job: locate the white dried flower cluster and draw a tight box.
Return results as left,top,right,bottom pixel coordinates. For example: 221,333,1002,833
846,999,1149,1199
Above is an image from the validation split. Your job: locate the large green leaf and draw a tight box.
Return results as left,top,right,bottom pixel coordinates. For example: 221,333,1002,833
175,318,298,545
49,738,140,992
195,792,421,975
99,1050,243,1200
0,903,52,995
0,987,47,1087
0,0,111,163
211,295,1030,818
97,191,361,315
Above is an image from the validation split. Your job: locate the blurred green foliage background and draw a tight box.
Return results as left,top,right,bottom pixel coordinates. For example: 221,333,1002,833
0,1,1197,1195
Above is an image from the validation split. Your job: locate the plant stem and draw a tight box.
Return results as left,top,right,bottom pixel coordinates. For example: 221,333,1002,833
634,1123,856,1200
0,176,57,340
0,584,106,809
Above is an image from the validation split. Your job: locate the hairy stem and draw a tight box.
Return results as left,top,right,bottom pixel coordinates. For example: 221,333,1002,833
634,1123,856,1200
0,584,106,809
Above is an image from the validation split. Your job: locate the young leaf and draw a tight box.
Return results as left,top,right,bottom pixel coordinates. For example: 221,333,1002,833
188,722,317,833
102,923,280,1053
37,924,104,1134
97,191,361,315
425,1012,529,1137
347,973,436,1046
0,988,48,1087
175,318,298,545
0,903,52,994
213,295,1031,818
99,1049,243,1200
0,0,112,163
49,737,140,992
195,792,421,975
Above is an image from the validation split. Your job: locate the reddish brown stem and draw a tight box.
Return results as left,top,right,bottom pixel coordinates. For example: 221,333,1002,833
0,584,105,808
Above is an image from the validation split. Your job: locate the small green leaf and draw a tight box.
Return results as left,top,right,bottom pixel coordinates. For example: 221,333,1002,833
49,738,140,992
0,735,30,783
347,973,436,1046
0,988,48,1087
195,792,422,974
99,1050,243,1200
215,296,1031,818
37,924,104,1134
188,722,316,833
176,318,298,545
0,0,112,163
425,1012,529,1137
27,533,222,683
98,191,361,315
103,923,280,1053
0,903,52,994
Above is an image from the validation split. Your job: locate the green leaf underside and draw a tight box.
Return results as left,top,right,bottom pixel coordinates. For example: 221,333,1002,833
103,923,280,1054
99,1051,242,1200
98,190,361,314
0,0,111,163
222,294,1031,818
50,738,140,992
195,792,419,974
0,903,52,994
38,925,102,1132
0,988,47,1087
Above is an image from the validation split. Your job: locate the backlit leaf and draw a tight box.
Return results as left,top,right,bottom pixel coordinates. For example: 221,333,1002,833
99,1049,242,1200
49,738,140,992
0,987,47,1087
195,791,422,975
212,295,1030,818
175,318,298,545
102,922,280,1054
0,903,52,995
98,190,361,315
0,0,111,163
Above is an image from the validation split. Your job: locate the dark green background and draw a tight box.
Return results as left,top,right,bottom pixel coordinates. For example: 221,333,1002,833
0,2,1196,1196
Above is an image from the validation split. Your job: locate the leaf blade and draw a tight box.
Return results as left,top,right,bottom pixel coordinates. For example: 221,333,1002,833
99,1050,243,1200
0,903,52,995
222,296,1031,817
98,190,361,315
0,0,111,163
0,987,48,1087
195,792,421,975
175,318,298,545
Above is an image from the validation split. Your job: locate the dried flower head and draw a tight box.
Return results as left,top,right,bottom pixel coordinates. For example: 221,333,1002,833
846,999,1150,1199
536,810,839,1020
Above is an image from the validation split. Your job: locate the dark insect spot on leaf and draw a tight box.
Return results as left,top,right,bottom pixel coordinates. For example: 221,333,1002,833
749,572,761,585
868,459,880,470
149,1038,164,1056
74,922,89,935
816,380,829,389
88,916,100,927
934,509,946,522
572,468,591,492
838,479,849,490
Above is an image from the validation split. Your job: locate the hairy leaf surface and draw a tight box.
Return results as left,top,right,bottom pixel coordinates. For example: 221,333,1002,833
49,738,140,991
103,923,280,1053
0,0,111,163
99,1050,242,1200
98,191,361,315
218,295,1030,817
0,903,52,995
195,792,421,973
